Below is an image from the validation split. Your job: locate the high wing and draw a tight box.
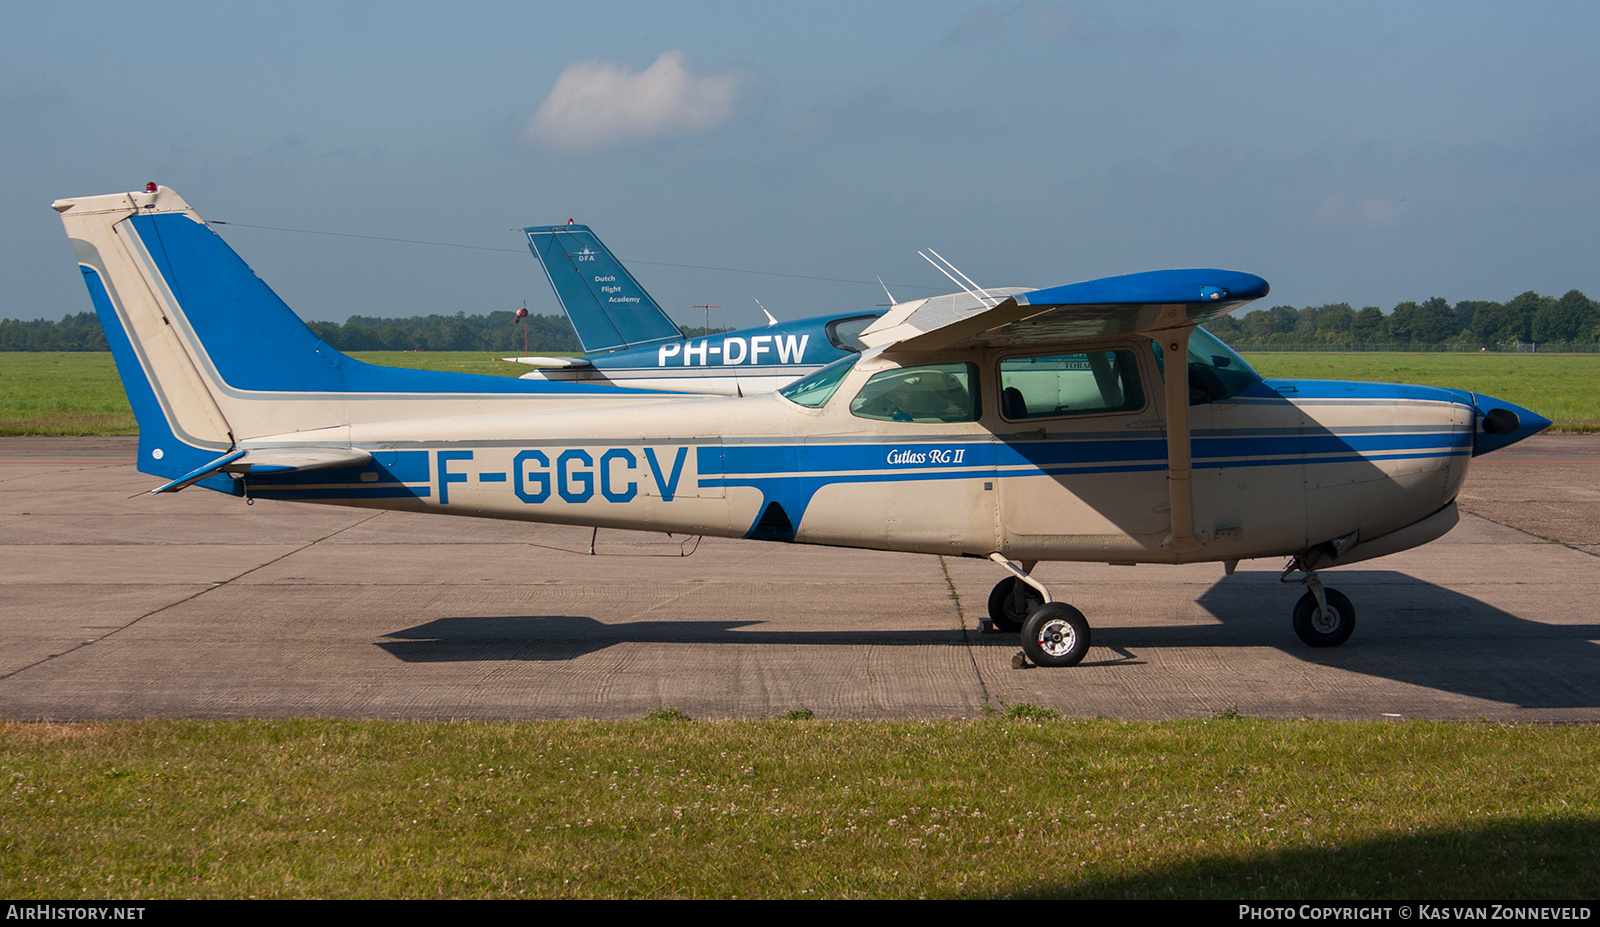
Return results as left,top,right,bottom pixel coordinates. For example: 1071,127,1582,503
859,269,1270,355
854,267,1271,556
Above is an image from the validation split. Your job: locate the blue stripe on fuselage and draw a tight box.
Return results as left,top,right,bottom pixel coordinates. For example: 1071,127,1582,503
707,425,1466,539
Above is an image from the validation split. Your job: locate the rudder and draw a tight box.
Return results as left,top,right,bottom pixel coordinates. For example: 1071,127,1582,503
56,188,238,487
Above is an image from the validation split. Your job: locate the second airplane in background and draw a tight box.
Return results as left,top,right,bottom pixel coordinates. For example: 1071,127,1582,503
507,223,882,395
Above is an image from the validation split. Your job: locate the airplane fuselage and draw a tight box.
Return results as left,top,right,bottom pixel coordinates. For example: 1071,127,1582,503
243,340,1480,570
515,311,880,395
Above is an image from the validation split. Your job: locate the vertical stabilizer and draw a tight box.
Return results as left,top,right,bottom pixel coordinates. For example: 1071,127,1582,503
525,224,682,353
54,188,239,488
56,187,632,490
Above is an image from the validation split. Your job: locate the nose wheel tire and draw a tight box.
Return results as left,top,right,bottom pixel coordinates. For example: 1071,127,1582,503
1292,588,1355,647
1020,603,1092,667
987,577,1044,633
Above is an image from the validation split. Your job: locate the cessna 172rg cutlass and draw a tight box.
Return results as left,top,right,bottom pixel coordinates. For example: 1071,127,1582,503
54,185,1548,667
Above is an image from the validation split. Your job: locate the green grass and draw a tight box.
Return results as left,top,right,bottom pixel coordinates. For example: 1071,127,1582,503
345,351,551,377
0,353,140,435
1242,352,1600,432
2,350,1595,435
2,718,1595,899
0,352,532,436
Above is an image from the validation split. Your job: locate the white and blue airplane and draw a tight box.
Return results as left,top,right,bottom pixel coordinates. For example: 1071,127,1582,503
53,185,1549,667
508,222,881,395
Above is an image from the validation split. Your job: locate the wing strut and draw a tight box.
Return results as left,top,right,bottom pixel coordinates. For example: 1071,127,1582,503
1153,326,1202,554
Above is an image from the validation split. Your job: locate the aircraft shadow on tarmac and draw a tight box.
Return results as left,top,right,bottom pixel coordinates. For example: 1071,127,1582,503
376,570,1600,710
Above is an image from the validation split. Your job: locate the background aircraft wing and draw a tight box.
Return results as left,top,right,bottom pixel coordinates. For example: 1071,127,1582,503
860,269,1270,354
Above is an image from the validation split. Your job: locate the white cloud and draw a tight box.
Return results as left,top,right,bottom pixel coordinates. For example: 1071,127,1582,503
523,50,745,151
1311,194,1403,228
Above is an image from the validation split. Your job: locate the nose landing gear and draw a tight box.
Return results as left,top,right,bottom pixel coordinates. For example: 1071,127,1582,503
1283,551,1356,647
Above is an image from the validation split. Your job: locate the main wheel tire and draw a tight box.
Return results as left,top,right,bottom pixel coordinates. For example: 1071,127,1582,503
987,577,1043,633
1020,602,1091,667
1293,588,1355,647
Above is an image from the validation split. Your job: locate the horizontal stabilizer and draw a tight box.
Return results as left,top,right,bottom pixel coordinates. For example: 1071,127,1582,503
225,446,375,474
149,446,373,494
501,356,594,368
862,269,1270,353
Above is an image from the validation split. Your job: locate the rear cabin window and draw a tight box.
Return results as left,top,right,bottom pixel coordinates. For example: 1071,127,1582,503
998,350,1145,420
849,363,979,423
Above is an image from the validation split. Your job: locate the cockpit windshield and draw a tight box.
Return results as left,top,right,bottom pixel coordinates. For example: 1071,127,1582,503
1151,327,1260,404
778,356,858,408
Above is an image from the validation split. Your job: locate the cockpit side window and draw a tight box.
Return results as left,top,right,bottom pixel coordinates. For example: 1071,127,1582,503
998,350,1145,420
848,363,980,423
1151,327,1261,405
825,315,879,353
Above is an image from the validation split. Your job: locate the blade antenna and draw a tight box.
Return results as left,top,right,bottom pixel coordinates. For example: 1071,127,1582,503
752,296,778,326
877,275,898,306
926,248,999,305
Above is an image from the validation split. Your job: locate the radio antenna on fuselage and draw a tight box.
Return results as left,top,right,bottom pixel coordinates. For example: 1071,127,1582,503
877,276,898,306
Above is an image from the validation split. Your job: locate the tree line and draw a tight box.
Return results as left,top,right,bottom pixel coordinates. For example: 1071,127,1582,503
5,289,1598,352
0,310,732,353
1204,290,1600,348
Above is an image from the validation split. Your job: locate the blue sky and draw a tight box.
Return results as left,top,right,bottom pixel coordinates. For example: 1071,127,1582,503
6,1,1598,328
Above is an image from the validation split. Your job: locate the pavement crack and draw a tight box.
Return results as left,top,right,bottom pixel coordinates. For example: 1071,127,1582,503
0,509,389,683
1460,508,1599,558
940,555,992,711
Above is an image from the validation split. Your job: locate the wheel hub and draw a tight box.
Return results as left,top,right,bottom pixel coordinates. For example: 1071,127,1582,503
1312,606,1340,634
1038,620,1075,657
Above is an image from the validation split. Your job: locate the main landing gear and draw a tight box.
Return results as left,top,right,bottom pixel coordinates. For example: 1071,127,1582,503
1282,551,1356,647
987,550,1359,666
987,554,1092,667
987,576,1043,633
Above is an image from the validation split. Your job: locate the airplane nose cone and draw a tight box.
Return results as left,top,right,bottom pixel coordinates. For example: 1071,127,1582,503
1471,393,1551,457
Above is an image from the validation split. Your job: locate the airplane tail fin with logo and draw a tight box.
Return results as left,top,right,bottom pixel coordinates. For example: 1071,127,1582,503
524,224,683,354
53,186,651,493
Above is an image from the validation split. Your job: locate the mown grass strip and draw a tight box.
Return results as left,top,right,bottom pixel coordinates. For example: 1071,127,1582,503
2,718,1596,899
0,352,531,436
1242,352,1600,433
0,353,139,435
